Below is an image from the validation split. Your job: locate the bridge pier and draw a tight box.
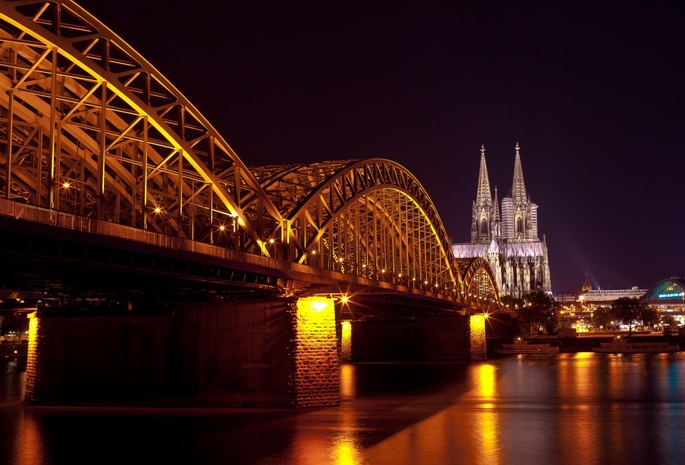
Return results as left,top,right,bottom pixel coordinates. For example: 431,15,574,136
25,296,340,408
24,298,486,408
469,314,487,361
340,313,487,362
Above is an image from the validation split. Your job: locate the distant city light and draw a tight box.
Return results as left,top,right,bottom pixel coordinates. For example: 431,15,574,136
658,292,684,298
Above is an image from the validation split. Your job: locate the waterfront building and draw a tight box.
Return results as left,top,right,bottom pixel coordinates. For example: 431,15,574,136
581,288,648,305
561,276,685,326
563,275,647,308
452,144,552,298
641,277,685,324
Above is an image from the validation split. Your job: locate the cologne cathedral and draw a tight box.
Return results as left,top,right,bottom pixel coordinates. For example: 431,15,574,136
452,143,552,298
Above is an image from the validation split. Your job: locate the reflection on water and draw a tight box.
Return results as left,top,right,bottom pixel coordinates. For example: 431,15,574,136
1,354,685,465
471,364,500,465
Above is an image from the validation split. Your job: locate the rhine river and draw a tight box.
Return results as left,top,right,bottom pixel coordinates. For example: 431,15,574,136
1,352,684,465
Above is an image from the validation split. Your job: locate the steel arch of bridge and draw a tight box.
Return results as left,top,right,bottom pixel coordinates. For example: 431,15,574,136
251,159,461,295
458,256,501,310
0,0,281,256
0,0,500,306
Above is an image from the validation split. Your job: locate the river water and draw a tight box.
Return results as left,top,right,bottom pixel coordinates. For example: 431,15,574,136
1,352,684,465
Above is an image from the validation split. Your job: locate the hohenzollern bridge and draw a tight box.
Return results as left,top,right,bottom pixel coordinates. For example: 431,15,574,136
0,1,503,408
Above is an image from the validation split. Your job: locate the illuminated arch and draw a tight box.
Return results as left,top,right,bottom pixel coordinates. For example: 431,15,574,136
0,1,502,306
250,159,461,295
459,256,500,303
0,0,283,255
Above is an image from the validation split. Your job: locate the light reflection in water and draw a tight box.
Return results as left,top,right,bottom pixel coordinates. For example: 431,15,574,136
13,412,44,465
332,432,364,465
333,364,365,463
3,355,685,465
556,353,601,465
340,363,355,399
471,363,500,465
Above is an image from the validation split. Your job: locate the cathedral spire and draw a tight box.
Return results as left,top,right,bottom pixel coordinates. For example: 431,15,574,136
511,142,528,204
493,186,500,221
492,186,501,239
471,145,494,242
476,145,492,208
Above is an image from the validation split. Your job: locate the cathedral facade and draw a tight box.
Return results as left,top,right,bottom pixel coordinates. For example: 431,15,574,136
452,143,552,298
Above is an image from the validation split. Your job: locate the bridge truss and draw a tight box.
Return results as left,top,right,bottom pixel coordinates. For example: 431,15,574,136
0,0,500,308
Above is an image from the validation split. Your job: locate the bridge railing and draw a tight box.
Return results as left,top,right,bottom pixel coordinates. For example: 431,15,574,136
0,198,315,273
0,199,469,299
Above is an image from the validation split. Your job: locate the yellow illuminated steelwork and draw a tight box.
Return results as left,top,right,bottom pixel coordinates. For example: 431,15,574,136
0,1,501,304
250,158,475,298
0,1,283,257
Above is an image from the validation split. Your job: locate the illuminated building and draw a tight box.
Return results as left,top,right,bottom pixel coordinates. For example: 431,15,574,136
561,277,685,324
640,277,685,323
452,143,552,298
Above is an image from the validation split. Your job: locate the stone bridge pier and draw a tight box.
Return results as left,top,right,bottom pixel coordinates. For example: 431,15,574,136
25,297,486,408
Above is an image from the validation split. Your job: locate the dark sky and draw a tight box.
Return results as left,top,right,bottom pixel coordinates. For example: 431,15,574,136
81,1,685,295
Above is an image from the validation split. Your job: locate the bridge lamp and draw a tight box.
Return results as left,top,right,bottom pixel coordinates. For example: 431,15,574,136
311,300,327,312
153,206,162,214
62,181,71,189
218,225,226,232
340,295,349,305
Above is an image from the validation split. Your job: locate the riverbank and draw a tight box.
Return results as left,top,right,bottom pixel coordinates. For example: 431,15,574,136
488,333,684,354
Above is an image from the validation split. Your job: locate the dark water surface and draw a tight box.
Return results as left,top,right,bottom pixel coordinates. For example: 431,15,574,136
1,353,684,465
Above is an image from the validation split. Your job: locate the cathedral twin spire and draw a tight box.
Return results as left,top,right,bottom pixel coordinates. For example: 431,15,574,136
457,143,551,297
471,143,537,243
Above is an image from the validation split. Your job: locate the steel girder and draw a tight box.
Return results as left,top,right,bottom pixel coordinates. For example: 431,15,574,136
0,0,283,256
0,1,500,306
459,256,500,307
250,159,466,297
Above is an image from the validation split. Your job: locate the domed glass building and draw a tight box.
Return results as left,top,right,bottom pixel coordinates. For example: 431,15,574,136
641,277,685,324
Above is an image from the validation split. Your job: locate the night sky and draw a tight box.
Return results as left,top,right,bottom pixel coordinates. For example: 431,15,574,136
81,1,685,295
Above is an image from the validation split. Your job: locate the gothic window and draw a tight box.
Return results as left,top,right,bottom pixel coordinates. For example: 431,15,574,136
480,219,488,234
516,217,524,235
